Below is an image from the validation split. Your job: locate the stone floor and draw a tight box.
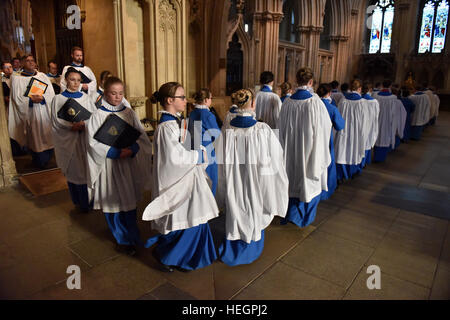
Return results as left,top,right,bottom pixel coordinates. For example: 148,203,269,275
0,112,449,300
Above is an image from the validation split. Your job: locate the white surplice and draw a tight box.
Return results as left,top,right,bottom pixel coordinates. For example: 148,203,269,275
374,93,405,148
255,86,282,129
142,113,219,234
85,100,152,213
278,91,332,203
334,94,368,165
8,71,55,152
408,93,431,126
363,97,380,150
51,92,97,184
215,117,289,243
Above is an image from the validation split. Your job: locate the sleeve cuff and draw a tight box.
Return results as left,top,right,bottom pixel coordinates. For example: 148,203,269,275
28,98,33,108
197,149,203,164
40,97,46,105
107,147,121,159
130,142,140,158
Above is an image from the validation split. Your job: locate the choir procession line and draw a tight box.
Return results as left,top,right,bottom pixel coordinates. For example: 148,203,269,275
1,46,440,271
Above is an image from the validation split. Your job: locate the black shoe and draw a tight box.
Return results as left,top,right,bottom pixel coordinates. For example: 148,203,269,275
175,266,191,273
151,249,174,272
116,244,137,256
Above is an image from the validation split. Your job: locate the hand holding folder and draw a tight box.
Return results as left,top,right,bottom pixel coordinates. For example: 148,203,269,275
94,114,142,149
57,98,92,123
24,77,48,98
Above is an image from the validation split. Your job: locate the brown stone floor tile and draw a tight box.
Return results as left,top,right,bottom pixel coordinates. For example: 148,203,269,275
317,208,394,247
343,270,430,300
69,236,120,267
144,282,198,300
367,236,440,289
233,262,345,300
0,246,91,299
430,264,450,300
281,230,374,288
213,224,315,300
30,256,165,300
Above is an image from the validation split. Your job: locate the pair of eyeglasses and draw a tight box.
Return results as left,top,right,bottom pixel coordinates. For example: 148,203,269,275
173,96,186,100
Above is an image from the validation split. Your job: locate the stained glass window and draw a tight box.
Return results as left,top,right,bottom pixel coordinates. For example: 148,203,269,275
368,0,395,54
418,0,450,54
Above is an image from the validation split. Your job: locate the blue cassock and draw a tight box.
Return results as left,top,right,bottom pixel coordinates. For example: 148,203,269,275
336,93,364,181
399,97,415,142
144,113,217,271
373,91,395,162
188,107,220,195
320,98,345,200
218,115,266,266
280,89,322,228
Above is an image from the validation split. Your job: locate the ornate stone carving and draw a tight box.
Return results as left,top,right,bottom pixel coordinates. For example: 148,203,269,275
159,0,176,32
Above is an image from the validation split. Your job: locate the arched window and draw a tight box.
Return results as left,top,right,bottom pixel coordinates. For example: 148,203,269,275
368,0,395,54
279,0,297,42
418,0,449,54
320,0,332,50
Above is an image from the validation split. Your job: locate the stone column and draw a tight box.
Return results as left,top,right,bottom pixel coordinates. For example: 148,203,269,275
0,84,17,188
252,0,284,85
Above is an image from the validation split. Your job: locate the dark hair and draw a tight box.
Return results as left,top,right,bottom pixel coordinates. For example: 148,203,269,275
21,54,34,62
382,79,392,88
415,84,425,91
317,83,331,98
1,61,12,69
280,82,292,96
11,57,20,63
260,71,274,85
104,76,124,93
296,67,314,86
421,82,429,89
362,82,372,95
400,86,410,98
330,80,339,89
100,70,112,83
375,82,381,88
150,82,183,107
341,83,349,92
71,46,83,55
351,79,362,91
64,67,82,80
192,88,212,104
47,60,57,68
391,85,400,97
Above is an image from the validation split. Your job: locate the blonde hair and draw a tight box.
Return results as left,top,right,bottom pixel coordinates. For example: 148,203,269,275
233,89,254,109
280,82,292,96
351,79,362,91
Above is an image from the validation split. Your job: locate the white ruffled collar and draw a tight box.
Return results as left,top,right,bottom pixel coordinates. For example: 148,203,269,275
102,99,125,111
235,109,256,118
194,104,210,110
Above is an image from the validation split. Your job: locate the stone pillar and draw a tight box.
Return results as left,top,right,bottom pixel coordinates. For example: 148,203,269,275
252,0,284,85
0,84,17,188
143,0,187,119
392,0,412,84
330,35,349,82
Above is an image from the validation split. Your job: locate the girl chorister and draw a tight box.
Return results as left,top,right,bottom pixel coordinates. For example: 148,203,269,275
51,67,97,213
142,82,219,272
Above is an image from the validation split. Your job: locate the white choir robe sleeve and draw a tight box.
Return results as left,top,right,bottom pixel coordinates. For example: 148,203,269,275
395,99,407,139
142,121,219,234
8,72,55,148
308,99,332,180
51,94,96,178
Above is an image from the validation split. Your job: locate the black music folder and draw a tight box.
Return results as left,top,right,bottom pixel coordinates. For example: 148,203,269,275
94,114,141,149
57,98,92,122
79,71,92,84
